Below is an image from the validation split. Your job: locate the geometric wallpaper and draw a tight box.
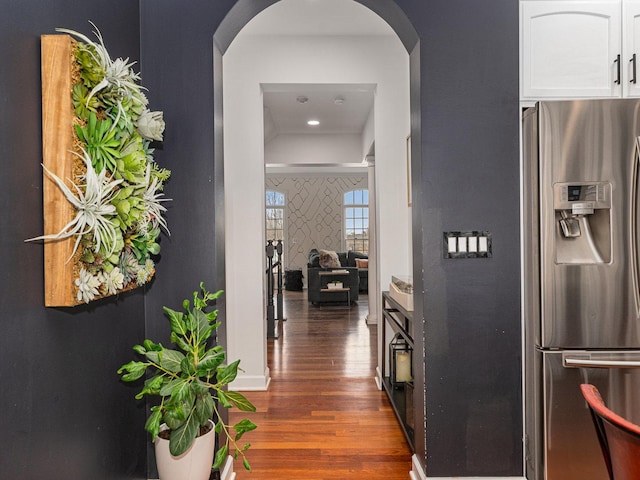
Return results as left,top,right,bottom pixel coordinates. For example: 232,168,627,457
266,174,367,280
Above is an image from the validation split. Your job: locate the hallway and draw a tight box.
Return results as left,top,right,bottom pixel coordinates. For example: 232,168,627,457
230,291,413,479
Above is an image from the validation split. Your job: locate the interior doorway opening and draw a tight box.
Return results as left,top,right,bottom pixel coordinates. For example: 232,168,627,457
220,0,412,400
263,82,376,323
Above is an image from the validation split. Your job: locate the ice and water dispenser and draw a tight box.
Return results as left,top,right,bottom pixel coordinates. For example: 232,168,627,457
554,182,612,264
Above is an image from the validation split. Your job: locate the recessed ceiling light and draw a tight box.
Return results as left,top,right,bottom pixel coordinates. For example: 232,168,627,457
307,120,320,126
334,96,345,105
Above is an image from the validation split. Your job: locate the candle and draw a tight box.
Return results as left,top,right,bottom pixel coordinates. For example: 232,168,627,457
395,351,412,383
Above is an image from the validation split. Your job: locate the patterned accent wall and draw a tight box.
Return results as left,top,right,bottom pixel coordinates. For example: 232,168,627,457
266,174,367,279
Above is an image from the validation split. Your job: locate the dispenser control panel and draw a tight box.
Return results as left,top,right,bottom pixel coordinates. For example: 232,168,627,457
554,182,611,211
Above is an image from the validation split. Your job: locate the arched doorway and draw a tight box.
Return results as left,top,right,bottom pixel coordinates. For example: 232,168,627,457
212,0,424,471
221,0,410,390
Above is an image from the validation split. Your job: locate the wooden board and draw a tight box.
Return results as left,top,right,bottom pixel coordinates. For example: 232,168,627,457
41,35,78,306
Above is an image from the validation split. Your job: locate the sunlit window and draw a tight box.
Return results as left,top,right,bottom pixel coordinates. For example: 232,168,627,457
344,189,369,253
266,190,285,242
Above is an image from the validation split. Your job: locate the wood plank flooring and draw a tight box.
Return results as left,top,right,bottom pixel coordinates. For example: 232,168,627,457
229,291,413,479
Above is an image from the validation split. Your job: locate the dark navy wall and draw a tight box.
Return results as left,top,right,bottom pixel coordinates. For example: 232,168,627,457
400,0,522,475
138,1,238,476
0,2,147,479
139,0,521,477
0,0,521,478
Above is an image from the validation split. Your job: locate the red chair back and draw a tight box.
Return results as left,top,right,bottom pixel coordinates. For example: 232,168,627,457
580,384,640,480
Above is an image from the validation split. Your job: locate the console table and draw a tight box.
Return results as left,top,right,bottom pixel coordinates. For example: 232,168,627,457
381,291,414,450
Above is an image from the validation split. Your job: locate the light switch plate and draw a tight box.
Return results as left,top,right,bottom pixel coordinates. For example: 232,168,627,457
443,231,492,259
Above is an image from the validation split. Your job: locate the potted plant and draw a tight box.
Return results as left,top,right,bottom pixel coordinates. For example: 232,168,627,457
118,282,257,479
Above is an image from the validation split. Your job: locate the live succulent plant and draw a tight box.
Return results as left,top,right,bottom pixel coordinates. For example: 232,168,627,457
26,22,171,304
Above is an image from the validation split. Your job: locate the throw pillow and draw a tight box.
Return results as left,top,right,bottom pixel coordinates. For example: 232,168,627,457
355,258,369,268
308,249,320,267
347,250,368,267
319,250,341,268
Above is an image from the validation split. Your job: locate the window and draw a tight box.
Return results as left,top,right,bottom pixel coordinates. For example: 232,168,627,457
344,189,369,254
265,190,285,242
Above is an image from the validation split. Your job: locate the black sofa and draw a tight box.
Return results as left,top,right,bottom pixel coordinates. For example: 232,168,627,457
307,249,368,304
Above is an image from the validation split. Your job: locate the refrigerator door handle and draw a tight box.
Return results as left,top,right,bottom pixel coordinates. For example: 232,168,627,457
633,137,640,315
564,356,640,368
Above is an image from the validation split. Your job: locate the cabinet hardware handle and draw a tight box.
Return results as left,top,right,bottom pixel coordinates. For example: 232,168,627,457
615,54,621,84
632,54,637,84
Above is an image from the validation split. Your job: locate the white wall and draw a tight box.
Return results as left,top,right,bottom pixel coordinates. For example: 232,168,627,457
362,106,375,156
266,133,362,164
223,33,410,389
266,173,368,277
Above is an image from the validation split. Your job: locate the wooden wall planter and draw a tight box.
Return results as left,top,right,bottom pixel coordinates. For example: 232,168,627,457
41,34,80,307
40,34,148,306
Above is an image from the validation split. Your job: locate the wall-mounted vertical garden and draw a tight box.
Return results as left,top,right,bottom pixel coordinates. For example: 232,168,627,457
31,25,170,306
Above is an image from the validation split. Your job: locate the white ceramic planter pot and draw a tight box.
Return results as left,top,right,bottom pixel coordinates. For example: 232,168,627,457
155,420,216,480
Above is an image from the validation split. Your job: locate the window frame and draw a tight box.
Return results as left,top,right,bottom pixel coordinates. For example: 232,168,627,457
265,190,286,244
343,189,369,254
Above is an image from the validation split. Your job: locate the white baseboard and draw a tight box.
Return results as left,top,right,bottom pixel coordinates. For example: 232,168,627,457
374,366,382,390
229,368,271,391
411,475,526,480
409,454,525,480
220,456,236,480
410,454,426,480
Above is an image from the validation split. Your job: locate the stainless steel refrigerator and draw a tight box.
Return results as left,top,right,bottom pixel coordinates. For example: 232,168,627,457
523,99,640,480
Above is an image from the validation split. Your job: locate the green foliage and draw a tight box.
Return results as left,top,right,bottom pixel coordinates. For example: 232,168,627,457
75,111,122,173
75,42,105,88
118,284,257,471
127,227,161,262
111,186,144,231
72,83,101,120
115,135,148,183
69,25,172,301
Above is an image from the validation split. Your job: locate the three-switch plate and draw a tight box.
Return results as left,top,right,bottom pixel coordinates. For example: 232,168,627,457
443,231,492,259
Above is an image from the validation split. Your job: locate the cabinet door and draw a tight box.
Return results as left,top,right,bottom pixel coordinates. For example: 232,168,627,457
623,0,640,96
521,1,622,99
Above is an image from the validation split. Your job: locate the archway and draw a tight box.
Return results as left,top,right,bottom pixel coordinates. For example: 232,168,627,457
212,0,424,470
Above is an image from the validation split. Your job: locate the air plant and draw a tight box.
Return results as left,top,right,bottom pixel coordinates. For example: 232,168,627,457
139,164,171,236
56,22,145,109
25,148,123,262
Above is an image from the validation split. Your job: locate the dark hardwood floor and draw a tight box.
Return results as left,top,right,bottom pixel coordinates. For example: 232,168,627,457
229,290,413,479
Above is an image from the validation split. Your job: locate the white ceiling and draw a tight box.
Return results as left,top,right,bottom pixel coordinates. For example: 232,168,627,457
263,84,375,138
242,0,392,143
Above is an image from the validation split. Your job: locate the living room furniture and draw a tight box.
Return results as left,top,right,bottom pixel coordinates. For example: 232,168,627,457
318,270,351,305
307,248,368,296
307,267,359,305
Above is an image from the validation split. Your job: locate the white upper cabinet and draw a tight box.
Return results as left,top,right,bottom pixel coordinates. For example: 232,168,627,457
521,1,623,99
623,1,640,96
